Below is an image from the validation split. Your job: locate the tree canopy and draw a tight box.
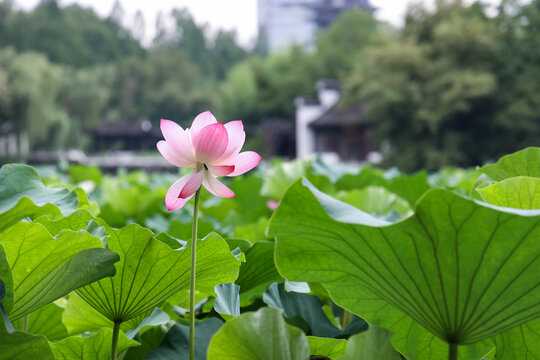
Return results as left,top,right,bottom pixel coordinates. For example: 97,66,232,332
0,0,539,171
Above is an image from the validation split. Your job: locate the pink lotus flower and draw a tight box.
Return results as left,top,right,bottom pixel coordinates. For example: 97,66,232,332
157,111,261,210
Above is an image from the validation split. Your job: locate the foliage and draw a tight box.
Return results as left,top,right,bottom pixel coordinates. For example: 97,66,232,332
0,1,247,153
316,9,379,78
218,47,323,129
344,1,503,171
2,0,538,168
1,147,540,358
0,48,70,150
0,0,143,67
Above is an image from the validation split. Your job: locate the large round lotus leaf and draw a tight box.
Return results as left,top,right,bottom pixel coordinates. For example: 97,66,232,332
269,178,540,358
37,210,241,323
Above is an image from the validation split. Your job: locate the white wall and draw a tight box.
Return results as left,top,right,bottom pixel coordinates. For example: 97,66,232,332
295,84,341,158
295,100,322,158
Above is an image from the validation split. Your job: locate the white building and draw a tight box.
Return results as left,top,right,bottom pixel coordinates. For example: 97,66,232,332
258,0,374,52
295,79,373,162
295,79,340,158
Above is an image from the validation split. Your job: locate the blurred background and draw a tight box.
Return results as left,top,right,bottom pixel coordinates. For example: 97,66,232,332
0,0,538,172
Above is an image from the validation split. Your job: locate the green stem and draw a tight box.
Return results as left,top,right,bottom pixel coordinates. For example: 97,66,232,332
111,321,121,360
448,342,458,360
23,314,29,332
341,310,352,330
189,188,201,360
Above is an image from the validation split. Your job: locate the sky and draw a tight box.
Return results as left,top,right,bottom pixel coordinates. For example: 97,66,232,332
15,0,502,46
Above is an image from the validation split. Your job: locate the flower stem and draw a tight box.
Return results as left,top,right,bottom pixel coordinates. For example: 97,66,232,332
448,342,458,360
111,320,121,360
189,188,201,360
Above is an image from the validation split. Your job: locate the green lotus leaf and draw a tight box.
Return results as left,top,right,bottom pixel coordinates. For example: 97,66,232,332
263,283,342,338
67,164,102,185
12,302,67,341
62,293,113,335
62,293,169,342
122,326,168,360
37,210,241,324
340,326,401,360
335,168,430,208
124,307,170,340
233,217,270,242
479,147,540,180
214,283,240,320
206,307,309,360
386,170,430,207
335,167,386,191
494,318,540,359
477,176,540,208
235,241,282,302
0,221,119,320
269,178,540,358
0,332,55,360
0,244,13,332
49,328,138,360
336,186,412,218
0,164,96,232
306,336,347,359
261,159,309,200
476,159,540,359
147,317,223,360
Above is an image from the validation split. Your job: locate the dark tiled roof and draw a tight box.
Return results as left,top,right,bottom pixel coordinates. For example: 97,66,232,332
309,101,370,128
89,119,161,137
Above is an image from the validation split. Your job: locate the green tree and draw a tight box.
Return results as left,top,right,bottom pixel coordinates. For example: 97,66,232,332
0,0,143,67
212,30,248,79
316,9,379,78
0,48,70,150
343,1,530,171
489,0,540,158
108,50,216,127
218,46,323,129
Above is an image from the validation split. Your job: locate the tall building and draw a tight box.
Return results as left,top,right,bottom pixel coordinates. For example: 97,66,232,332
257,0,374,52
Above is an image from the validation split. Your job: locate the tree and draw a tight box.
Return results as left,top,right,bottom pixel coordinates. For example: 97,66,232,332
211,30,248,79
316,9,379,78
489,0,540,158
0,48,71,150
218,46,323,129
0,1,143,67
153,9,247,80
108,0,125,27
131,10,145,43
107,50,216,127
344,1,508,171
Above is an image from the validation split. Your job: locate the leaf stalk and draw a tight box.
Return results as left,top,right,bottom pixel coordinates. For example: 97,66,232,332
189,188,202,360
111,320,121,360
449,342,458,360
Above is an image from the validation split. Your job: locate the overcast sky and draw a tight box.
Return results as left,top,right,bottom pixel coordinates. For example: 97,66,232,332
15,0,501,45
